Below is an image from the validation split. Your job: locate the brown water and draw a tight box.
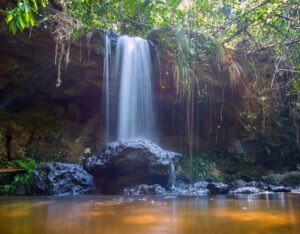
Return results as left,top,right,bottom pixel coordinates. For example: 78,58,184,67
0,194,300,234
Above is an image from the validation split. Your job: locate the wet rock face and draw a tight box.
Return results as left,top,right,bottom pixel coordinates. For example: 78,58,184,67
124,184,166,196
29,162,94,195
83,140,182,194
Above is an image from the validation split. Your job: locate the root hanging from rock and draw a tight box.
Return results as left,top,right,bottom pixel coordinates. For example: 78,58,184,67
52,12,81,87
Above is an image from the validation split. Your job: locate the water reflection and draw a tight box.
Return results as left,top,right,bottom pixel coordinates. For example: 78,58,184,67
0,194,299,234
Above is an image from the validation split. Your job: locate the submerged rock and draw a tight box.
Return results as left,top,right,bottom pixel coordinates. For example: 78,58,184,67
83,140,182,194
124,184,166,196
29,162,94,195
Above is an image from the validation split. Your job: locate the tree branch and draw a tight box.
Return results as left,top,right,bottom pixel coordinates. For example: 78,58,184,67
247,38,300,53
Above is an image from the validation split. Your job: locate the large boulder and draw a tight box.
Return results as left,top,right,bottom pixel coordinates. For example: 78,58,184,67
83,140,182,194
29,162,94,195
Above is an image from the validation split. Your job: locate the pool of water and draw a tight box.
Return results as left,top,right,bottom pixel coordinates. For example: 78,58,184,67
0,194,299,234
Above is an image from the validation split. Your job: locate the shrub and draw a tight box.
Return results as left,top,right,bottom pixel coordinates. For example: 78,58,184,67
0,157,37,195
178,155,223,182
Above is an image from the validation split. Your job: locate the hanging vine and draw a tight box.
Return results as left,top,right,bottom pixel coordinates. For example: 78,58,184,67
52,11,81,87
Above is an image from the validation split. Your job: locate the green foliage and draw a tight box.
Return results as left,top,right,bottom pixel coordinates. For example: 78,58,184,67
240,112,257,132
179,154,223,182
173,29,216,99
5,0,48,33
0,157,37,195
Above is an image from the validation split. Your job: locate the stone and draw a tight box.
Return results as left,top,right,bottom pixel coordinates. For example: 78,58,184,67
83,140,182,194
230,186,261,194
124,184,166,196
232,179,247,187
245,181,269,190
171,181,209,196
268,185,291,193
207,182,230,194
291,187,300,193
29,162,94,195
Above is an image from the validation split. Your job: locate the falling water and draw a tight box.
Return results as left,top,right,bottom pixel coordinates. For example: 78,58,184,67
115,36,154,141
168,161,176,189
103,33,111,140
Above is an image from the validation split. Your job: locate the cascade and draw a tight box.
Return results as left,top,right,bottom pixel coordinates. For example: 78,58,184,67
115,36,155,141
168,161,176,189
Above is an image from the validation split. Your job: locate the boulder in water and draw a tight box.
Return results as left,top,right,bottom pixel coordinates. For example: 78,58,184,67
83,140,182,194
29,162,94,195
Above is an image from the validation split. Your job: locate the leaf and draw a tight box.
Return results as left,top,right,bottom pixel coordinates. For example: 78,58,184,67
24,7,30,23
29,14,36,27
9,21,17,34
41,0,48,8
5,12,13,23
18,15,26,30
32,0,38,11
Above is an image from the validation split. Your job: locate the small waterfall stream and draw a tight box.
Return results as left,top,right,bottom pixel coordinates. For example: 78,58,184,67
168,161,176,189
103,34,112,140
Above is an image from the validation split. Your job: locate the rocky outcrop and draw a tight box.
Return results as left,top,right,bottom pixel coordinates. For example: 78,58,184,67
29,162,94,195
83,140,182,194
124,184,166,196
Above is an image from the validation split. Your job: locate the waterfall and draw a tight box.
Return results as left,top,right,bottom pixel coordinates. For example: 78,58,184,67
115,36,155,141
168,161,176,189
103,33,111,140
